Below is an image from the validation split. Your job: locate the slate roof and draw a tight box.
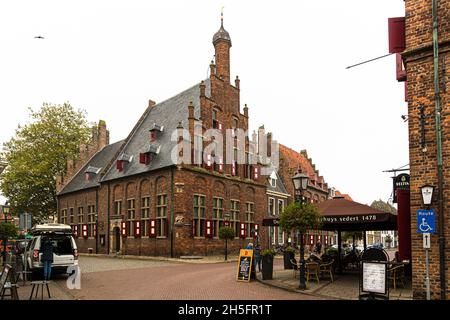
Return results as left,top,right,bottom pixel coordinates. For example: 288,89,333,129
57,140,124,195
101,79,210,182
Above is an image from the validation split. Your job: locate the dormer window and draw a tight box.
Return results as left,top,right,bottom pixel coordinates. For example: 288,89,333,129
269,171,277,187
84,166,101,181
140,144,161,165
149,123,164,142
117,153,133,172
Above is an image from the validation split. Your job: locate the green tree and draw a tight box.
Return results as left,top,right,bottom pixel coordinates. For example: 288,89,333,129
370,199,397,214
0,103,91,222
219,226,235,261
279,202,322,234
0,222,17,241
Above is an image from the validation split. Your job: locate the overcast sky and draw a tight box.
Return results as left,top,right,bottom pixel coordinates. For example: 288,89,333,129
0,0,408,206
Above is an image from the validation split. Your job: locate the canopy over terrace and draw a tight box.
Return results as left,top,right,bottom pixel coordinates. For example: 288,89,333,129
317,197,397,231
316,196,397,273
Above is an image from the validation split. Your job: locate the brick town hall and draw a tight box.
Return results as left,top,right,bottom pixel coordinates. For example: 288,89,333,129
56,18,333,257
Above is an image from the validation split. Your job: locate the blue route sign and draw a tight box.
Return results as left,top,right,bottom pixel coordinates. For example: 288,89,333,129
417,209,436,234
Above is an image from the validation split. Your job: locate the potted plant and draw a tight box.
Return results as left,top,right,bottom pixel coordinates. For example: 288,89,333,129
261,249,276,280
218,226,235,261
283,246,296,269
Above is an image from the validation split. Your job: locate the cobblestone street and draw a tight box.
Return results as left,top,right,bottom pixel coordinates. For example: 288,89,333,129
49,256,323,300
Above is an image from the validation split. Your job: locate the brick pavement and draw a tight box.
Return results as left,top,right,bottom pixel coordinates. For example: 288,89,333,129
257,259,413,300
53,256,323,300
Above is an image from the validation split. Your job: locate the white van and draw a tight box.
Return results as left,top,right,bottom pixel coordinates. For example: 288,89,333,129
25,223,78,278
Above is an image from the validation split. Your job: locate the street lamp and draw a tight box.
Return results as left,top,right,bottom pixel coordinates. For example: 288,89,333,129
224,213,231,261
292,170,309,290
2,202,10,266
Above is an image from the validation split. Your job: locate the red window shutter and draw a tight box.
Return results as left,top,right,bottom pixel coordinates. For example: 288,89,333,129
317,235,321,243
388,17,405,53
121,221,127,237
149,219,156,238
192,219,196,237
94,224,97,237
74,225,79,238
150,131,157,142
139,153,146,164
205,154,212,169
310,235,314,245
134,221,141,238
232,162,236,176
325,235,328,245
396,53,406,82
205,220,213,238
116,160,124,171
240,222,246,238
253,166,259,180
218,157,223,173
254,223,259,238
82,224,88,238
145,154,150,165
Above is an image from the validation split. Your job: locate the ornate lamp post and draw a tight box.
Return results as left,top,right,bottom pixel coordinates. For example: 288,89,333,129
2,202,11,266
292,170,309,290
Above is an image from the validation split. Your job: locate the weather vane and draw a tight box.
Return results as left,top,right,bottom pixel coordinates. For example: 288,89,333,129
221,6,224,26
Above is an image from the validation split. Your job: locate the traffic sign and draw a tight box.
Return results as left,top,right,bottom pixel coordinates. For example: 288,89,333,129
423,233,431,249
417,209,436,234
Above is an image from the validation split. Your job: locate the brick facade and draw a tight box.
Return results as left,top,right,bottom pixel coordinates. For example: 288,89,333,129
57,21,267,258
402,0,449,299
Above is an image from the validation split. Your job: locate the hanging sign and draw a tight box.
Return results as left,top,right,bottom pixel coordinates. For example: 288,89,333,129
236,249,253,282
393,173,410,203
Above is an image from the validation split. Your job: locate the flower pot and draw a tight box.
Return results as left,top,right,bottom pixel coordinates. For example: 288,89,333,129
283,251,295,269
262,254,274,280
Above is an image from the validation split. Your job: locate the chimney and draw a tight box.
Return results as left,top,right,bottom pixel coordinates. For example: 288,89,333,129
267,132,272,157
98,120,109,149
200,81,206,97
235,75,240,89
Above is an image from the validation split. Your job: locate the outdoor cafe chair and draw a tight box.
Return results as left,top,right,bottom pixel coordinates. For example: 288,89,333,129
388,264,405,290
319,259,334,282
305,262,320,284
290,259,299,278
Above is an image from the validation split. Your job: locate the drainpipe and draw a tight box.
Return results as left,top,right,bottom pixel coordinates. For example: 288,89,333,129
170,166,175,258
432,0,446,300
107,183,110,255
95,188,99,254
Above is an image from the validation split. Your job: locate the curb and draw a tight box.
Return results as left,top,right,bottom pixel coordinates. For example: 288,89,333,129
79,253,239,264
255,273,338,300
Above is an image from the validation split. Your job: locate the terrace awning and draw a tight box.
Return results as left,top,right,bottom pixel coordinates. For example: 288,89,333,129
317,197,397,231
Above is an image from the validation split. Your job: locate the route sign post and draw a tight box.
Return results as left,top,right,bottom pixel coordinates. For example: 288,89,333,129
417,209,436,234
423,232,431,300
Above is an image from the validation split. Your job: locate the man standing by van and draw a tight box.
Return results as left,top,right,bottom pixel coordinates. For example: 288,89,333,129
41,238,54,281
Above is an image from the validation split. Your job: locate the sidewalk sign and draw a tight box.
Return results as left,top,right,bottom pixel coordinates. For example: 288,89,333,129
236,249,253,282
359,261,389,300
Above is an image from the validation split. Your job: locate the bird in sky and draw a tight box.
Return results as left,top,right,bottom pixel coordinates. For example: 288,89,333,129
34,36,44,39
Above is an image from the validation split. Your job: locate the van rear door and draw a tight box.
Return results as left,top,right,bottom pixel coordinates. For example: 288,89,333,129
47,235,75,267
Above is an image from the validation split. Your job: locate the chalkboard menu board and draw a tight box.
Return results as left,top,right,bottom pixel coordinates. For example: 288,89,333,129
236,249,253,282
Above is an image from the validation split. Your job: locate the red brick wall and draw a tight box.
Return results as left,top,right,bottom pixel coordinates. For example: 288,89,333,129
403,0,450,299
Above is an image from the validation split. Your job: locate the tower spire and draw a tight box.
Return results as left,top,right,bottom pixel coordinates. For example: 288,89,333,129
221,6,224,27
